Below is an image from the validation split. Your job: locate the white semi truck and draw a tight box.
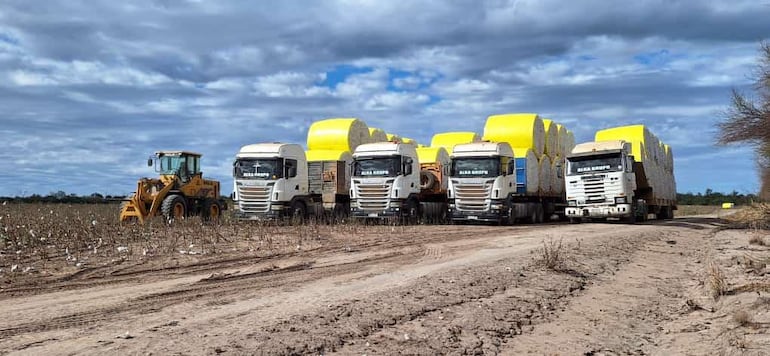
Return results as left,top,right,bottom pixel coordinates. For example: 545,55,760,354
232,143,350,221
447,142,565,224
349,142,448,222
564,139,676,223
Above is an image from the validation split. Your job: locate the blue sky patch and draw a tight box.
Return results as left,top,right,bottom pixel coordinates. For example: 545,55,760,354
320,64,373,88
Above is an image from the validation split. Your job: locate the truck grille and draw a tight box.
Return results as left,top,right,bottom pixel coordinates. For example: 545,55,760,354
454,181,492,212
238,183,273,213
354,182,391,211
580,175,606,203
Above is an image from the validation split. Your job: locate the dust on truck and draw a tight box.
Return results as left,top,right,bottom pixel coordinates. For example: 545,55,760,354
232,143,350,220
564,125,677,223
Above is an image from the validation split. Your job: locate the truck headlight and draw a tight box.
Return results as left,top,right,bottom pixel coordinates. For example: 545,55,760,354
389,201,401,208
491,204,502,210
568,200,577,206
614,196,627,204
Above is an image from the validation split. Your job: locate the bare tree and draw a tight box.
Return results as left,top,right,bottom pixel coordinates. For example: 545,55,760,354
718,42,770,200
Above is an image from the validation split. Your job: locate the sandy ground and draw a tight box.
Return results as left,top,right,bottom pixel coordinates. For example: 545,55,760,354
0,217,768,355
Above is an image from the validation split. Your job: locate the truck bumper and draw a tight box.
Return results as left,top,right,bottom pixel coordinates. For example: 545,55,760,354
350,206,402,219
448,209,504,223
233,202,289,220
565,204,632,218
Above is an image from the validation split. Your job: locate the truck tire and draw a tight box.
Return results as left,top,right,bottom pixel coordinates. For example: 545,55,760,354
402,199,420,225
569,217,582,224
535,204,545,224
202,199,223,222
289,200,306,225
161,195,187,222
419,171,436,190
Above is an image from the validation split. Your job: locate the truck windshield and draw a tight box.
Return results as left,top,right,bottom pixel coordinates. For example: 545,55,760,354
353,156,402,177
451,157,500,178
234,158,283,179
567,153,623,175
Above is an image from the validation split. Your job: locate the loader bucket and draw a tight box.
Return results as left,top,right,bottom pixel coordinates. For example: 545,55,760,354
119,195,147,223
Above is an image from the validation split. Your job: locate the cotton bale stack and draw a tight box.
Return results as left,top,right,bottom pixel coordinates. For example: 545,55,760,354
538,155,553,195
594,125,676,201
541,119,559,158
307,118,370,153
386,133,401,142
368,127,388,143
430,132,481,155
512,147,540,195
551,157,564,195
483,113,546,156
555,124,568,155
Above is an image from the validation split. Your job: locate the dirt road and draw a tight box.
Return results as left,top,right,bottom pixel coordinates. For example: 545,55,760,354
1,217,768,355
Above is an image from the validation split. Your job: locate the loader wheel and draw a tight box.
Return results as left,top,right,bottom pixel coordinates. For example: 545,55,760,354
202,199,223,222
161,195,187,222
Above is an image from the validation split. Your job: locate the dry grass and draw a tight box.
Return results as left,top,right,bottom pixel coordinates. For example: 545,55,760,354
675,205,721,217
534,237,567,271
748,233,767,246
0,203,415,280
731,282,770,294
706,262,728,300
726,203,770,229
733,310,753,327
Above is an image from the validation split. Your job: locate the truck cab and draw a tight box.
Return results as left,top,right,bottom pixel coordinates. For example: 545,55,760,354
564,140,637,221
233,143,308,219
447,142,517,223
350,142,421,219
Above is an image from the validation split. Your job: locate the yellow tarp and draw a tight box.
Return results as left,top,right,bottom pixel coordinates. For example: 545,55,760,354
401,137,418,145
307,118,369,152
430,131,481,154
483,113,546,156
595,125,654,163
305,150,352,162
386,133,401,142
416,147,449,165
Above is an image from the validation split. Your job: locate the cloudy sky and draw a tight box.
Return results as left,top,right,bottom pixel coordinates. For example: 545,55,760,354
1,0,768,197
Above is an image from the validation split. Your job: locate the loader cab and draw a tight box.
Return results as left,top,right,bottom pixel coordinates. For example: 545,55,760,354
154,151,202,183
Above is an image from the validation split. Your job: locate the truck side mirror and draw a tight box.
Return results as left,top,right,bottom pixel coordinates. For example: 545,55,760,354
403,158,413,176
556,164,563,178
147,158,153,167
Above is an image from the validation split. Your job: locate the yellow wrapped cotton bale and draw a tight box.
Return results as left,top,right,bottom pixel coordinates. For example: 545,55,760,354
368,127,388,143
555,124,568,156
483,113,546,156
386,133,401,142
401,137,418,145
664,144,674,172
564,129,576,156
430,131,481,154
512,147,540,195
416,147,450,165
305,150,352,163
595,125,656,163
307,118,370,152
541,119,559,157
551,156,564,195
538,155,553,195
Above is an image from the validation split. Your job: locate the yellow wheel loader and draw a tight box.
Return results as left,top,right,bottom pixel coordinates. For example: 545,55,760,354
119,151,226,223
